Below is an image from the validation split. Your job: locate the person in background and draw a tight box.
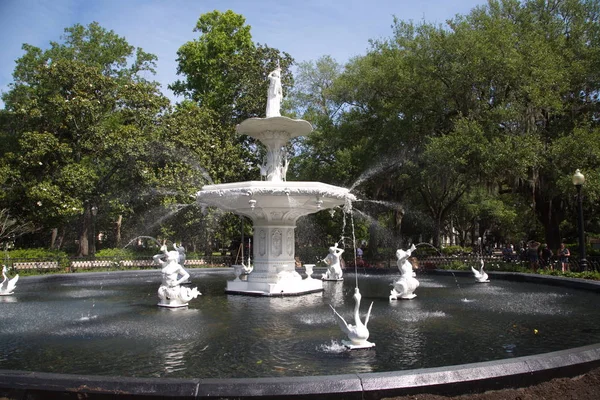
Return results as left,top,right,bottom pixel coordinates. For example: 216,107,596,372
527,241,540,272
539,244,553,270
502,243,513,262
558,243,570,272
356,246,363,259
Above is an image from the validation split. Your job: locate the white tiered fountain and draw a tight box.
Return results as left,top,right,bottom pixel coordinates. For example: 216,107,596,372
196,67,355,296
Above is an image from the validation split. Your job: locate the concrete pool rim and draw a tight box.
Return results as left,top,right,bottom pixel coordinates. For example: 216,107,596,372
1,269,599,399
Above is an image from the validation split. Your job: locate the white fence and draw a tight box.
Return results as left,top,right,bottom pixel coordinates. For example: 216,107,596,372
6,255,233,272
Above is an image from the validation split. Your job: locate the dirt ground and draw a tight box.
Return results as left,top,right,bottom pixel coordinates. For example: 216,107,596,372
383,366,600,400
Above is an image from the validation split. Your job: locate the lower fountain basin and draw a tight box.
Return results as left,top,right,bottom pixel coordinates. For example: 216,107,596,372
1,269,600,398
195,180,355,219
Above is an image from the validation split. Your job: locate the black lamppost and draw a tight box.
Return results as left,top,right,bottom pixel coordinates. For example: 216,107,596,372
572,169,588,271
91,205,98,257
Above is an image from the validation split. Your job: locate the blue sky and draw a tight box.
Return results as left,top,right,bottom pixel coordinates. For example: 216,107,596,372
0,0,486,106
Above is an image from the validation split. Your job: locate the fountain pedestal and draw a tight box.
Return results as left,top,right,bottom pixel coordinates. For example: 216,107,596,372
199,181,351,296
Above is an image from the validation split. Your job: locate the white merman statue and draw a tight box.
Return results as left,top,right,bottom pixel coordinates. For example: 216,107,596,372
1,265,19,296
389,244,419,300
322,243,344,281
266,66,282,118
153,243,200,308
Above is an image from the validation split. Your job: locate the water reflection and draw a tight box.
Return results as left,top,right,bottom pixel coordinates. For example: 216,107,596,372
322,281,344,306
158,341,196,375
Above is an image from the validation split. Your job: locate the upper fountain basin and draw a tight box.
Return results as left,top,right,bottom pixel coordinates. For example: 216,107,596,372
236,116,313,146
196,181,355,221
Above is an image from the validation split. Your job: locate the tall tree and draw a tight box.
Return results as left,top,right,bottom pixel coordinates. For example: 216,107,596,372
444,0,600,249
171,10,294,124
300,0,600,249
1,22,169,254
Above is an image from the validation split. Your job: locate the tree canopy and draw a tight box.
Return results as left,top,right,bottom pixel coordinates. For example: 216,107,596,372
290,0,600,250
0,22,169,254
2,2,600,259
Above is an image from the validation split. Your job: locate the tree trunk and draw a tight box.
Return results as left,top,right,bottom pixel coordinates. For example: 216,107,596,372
432,217,442,248
536,196,565,252
394,208,404,248
56,228,65,249
78,207,91,257
367,221,380,258
114,215,122,247
50,228,58,249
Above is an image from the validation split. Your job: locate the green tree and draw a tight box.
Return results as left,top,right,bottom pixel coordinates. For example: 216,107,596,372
138,101,248,250
301,0,600,250
444,0,600,249
171,10,294,124
1,22,169,254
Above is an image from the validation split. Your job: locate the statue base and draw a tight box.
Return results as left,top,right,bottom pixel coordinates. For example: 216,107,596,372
389,289,417,300
342,340,376,350
158,300,189,308
226,277,323,296
0,292,14,296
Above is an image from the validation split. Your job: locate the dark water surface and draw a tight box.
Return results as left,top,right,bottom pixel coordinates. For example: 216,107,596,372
1,269,599,379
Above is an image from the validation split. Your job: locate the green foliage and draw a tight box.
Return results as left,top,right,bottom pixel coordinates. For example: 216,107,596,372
6,248,68,260
288,0,600,250
94,248,139,258
5,248,70,270
446,260,468,270
538,269,600,281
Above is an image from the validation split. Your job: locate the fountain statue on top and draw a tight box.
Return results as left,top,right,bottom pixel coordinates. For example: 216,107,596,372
321,243,344,281
389,244,419,300
153,243,200,308
0,265,18,296
266,65,283,118
471,259,490,283
196,64,356,296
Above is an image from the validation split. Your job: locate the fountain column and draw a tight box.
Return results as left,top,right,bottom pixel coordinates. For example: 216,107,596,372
251,223,297,283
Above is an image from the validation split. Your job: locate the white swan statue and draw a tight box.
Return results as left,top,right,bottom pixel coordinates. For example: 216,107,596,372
471,259,490,283
1,265,19,296
242,256,253,274
329,287,375,349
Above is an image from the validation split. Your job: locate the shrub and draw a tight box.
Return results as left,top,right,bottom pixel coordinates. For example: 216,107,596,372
441,245,471,256
443,260,468,270
5,248,70,269
95,248,139,259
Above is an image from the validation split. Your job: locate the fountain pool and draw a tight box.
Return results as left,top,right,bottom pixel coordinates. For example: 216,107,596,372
1,269,600,383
